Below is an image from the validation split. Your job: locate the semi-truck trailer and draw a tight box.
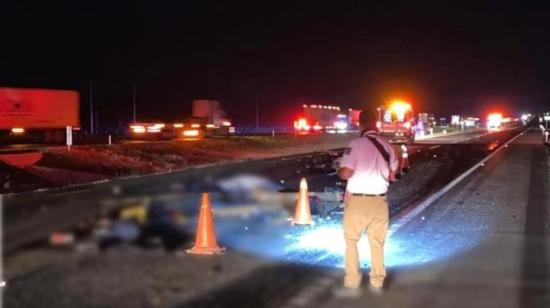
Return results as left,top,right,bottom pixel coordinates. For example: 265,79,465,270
0,87,79,142
128,99,234,139
190,99,234,137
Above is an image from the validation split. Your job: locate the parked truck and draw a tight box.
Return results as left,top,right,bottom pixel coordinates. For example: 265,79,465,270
128,99,234,139
0,87,79,142
189,99,234,137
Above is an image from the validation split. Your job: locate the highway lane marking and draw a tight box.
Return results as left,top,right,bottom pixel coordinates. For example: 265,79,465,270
389,129,525,236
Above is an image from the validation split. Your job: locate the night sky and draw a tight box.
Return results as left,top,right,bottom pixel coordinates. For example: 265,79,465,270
1,1,549,128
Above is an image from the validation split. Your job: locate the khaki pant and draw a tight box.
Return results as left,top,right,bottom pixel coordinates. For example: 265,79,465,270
343,195,389,288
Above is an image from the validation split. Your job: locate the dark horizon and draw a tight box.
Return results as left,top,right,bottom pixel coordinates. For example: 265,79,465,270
1,1,549,128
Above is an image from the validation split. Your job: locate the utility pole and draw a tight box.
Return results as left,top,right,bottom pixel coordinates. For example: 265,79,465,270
255,92,260,129
95,102,99,134
89,81,94,135
132,83,137,123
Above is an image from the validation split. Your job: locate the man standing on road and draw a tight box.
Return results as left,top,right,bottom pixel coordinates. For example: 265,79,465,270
336,110,399,296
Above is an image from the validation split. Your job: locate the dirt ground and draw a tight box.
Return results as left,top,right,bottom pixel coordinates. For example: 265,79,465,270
0,134,355,194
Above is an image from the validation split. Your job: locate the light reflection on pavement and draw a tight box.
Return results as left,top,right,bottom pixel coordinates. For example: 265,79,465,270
181,200,486,270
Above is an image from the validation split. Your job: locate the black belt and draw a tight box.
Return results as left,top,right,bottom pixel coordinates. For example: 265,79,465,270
351,193,386,197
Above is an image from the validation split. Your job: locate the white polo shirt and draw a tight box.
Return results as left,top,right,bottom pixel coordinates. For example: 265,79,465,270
340,131,398,195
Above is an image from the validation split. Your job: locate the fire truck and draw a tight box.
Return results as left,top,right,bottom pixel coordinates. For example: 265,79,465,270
376,101,415,144
486,113,503,131
293,105,360,133
486,113,521,131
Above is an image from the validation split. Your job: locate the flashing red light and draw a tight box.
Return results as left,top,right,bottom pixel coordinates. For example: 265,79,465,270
294,118,308,130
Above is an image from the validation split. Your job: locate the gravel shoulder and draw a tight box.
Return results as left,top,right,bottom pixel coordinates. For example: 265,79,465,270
1,134,355,194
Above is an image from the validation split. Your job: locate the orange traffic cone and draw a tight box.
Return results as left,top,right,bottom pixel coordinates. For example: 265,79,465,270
292,178,314,225
400,145,410,173
187,193,225,255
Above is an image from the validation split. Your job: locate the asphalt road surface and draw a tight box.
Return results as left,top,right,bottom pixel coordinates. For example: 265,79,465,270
316,129,550,308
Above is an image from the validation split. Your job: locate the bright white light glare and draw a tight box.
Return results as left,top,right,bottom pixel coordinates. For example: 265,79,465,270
130,125,145,133
183,129,200,137
334,121,348,130
146,127,161,133
487,113,503,130
213,205,483,270
464,119,476,127
294,118,308,130
544,116,550,121
451,115,460,125
11,127,25,134
285,223,406,268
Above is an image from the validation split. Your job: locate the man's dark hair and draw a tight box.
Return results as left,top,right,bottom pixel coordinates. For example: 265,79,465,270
359,110,377,131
